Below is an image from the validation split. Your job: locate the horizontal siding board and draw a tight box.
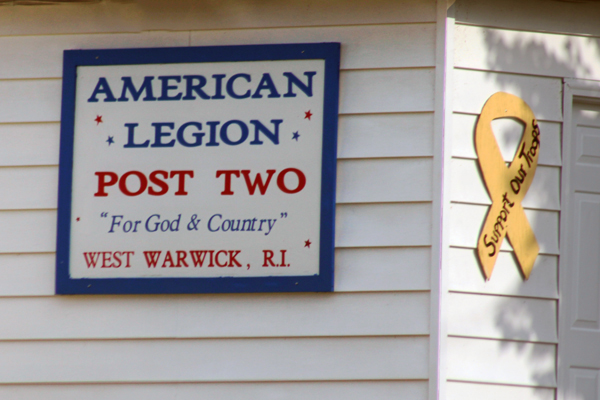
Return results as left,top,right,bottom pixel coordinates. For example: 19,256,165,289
0,158,432,210
453,68,562,122
0,113,435,166
455,0,600,37
190,24,436,71
0,204,432,253
0,292,429,339
335,247,430,291
450,159,560,210
452,113,562,167
455,24,600,81
336,203,431,247
0,0,437,35
0,336,429,383
449,203,559,254
0,24,435,80
447,292,557,342
447,381,555,400
337,158,432,203
0,80,61,124
447,248,558,299
447,336,556,387
0,123,60,166
0,69,433,123
0,381,428,400
0,248,430,296
0,210,56,253
0,254,55,296
338,113,433,159
340,68,435,114
0,167,57,210
0,32,188,80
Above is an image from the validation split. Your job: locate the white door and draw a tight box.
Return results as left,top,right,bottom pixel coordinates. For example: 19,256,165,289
560,99,600,400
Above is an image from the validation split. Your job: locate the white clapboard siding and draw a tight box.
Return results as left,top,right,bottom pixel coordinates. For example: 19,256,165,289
446,381,555,400
449,203,559,254
0,336,428,383
0,203,431,253
0,123,60,166
0,69,434,123
455,0,600,37
0,381,429,400
0,0,436,36
446,336,556,387
0,113,435,167
0,32,189,80
0,167,58,210
447,248,558,299
338,113,433,159
0,24,435,80
0,80,61,123
0,254,55,296
0,210,56,253
340,68,434,114
335,247,430,292
452,113,562,166
0,292,428,340
455,24,600,81
447,292,557,342
0,248,430,296
453,69,562,122
336,203,431,247
190,24,436,70
0,158,432,211
449,159,560,210
337,158,432,203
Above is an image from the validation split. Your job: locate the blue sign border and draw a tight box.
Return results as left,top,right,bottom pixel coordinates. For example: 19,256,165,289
56,43,340,294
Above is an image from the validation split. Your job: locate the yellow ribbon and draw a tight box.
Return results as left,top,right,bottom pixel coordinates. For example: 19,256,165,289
475,92,540,280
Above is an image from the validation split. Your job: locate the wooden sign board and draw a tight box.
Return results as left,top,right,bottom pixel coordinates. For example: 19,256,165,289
475,92,541,280
55,43,340,294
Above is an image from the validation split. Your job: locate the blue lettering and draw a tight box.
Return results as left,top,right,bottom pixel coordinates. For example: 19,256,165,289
249,119,282,145
123,123,150,148
251,73,281,98
208,214,222,232
118,76,156,102
157,76,182,101
88,77,116,102
283,71,316,97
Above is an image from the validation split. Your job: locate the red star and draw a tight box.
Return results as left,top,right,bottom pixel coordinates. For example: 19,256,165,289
304,239,312,248
304,110,313,120
94,115,103,125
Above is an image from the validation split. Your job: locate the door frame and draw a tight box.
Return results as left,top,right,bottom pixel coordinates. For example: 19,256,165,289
558,78,600,400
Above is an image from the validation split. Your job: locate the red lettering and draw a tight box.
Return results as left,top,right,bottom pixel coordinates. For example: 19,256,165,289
94,172,118,197
190,250,214,267
101,251,113,268
215,250,228,267
83,252,100,268
277,168,306,194
262,250,275,267
119,171,147,196
241,169,275,195
216,170,240,195
162,251,176,268
170,170,194,195
228,250,242,267
143,251,162,267
176,250,189,267
148,170,169,196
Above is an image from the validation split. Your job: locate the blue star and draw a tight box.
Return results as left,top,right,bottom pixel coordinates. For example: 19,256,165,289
292,131,300,141
106,136,115,146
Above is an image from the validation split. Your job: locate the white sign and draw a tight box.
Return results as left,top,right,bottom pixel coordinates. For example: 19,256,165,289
56,44,340,294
